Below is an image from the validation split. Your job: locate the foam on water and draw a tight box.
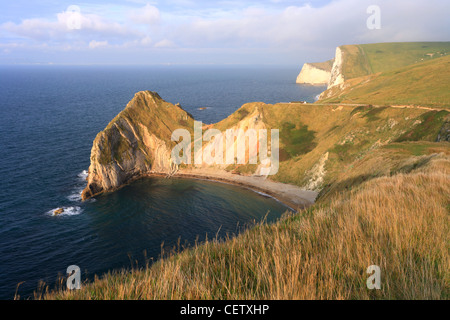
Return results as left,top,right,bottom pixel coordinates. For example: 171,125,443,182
77,170,88,181
67,189,83,202
48,206,83,217
67,170,88,202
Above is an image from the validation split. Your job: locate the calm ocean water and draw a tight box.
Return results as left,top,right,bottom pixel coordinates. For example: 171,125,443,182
0,65,325,299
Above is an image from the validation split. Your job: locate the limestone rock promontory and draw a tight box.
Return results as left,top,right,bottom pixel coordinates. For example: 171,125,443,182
81,91,194,200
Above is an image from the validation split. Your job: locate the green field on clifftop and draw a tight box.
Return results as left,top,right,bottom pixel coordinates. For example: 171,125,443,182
337,42,450,80
360,42,450,74
319,55,450,107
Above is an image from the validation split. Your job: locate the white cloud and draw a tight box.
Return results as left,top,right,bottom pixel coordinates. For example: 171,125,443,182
89,40,109,49
121,36,153,48
1,0,449,64
1,7,143,42
140,36,153,46
154,39,176,48
128,4,161,25
168,0,450,49
1,18,66,41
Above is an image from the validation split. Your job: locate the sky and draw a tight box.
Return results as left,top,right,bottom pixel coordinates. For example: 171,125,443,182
0,0,449,65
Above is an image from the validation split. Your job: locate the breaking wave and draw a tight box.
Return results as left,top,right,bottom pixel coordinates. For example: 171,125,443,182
67,170,88,202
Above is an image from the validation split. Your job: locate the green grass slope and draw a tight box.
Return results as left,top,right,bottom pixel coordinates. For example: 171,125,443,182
360,42,450,74
337,42,450,81
318,55,450,107
338,44,373,79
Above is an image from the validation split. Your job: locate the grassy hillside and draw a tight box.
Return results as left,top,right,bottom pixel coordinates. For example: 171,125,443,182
337,42,449,81
238,102,447,190
338,44,373,79
360,42,450,74
319,55,450,107
196,100,448,189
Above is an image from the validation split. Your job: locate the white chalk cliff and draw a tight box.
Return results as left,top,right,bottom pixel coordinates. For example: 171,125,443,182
327,47,345,88
296,61,333,85
296,47,346,90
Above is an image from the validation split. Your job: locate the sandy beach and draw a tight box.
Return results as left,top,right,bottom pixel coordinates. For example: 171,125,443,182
173,167,318,211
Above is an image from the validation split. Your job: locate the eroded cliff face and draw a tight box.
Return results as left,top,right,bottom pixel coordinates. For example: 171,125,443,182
327,47,345,88
296,61,333,85
198,105,269,174
81,91,194,200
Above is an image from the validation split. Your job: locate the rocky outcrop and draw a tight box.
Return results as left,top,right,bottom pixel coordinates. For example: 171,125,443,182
81,90,276,200
437,121,450,142
303,152,329,191
80,93,320,208
81,91,194,200
296,60,334,85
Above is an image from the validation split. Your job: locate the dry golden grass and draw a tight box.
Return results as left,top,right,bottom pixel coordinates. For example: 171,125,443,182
41,154,449,300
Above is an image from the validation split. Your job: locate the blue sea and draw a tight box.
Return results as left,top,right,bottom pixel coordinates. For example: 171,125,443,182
0,65,325,299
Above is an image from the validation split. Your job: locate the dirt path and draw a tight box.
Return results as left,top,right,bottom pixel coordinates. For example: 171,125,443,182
306,102,445,111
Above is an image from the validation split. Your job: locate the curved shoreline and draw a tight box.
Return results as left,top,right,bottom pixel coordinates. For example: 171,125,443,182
152,172,300,211
172,168,318,211
85,169,318,212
